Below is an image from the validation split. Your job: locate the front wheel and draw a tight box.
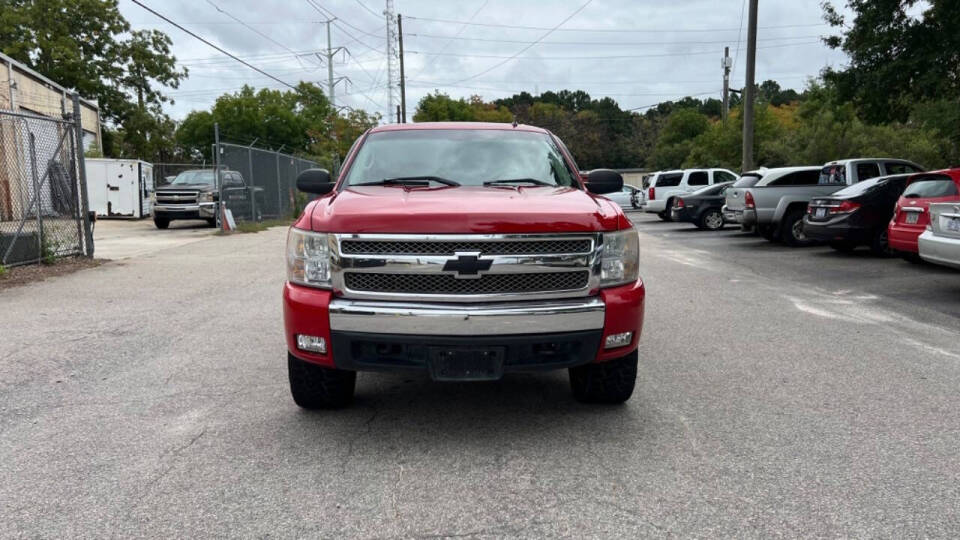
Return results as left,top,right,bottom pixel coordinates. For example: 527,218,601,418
569,350,638,404
698,209,725,231
288,353,356,409
153,217,170,229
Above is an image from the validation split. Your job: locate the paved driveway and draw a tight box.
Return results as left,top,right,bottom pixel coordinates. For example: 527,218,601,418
1,219,959,537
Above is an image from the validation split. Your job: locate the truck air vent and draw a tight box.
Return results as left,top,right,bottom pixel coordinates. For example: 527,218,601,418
344,271,590,295
340,239,593,256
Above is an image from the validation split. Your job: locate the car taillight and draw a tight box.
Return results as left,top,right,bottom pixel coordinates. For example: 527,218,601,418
830,200,861,214
744,191,755,209
648,187,655,200
675,198,685,209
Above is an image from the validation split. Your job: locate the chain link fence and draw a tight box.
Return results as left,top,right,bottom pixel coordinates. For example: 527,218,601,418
215,142,318,223
0,102,91,267
152,162,213,188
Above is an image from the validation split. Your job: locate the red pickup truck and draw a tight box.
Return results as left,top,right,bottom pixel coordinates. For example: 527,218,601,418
283,122,645,408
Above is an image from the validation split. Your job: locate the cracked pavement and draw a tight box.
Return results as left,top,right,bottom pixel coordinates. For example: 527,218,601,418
1,215,959,537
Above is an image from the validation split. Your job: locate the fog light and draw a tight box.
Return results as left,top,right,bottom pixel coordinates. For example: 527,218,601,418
604,331,633,349
296,334,327,354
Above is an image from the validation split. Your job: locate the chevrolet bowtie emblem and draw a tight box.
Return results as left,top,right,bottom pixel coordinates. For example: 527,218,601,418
442,253,492,279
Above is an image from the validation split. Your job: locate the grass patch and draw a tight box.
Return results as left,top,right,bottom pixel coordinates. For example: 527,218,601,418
231,218,293,234
0,264,7,277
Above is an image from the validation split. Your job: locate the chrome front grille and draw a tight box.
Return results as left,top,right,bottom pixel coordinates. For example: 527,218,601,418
340,239,592,256
344,271,590,295
332,233,602,302
156,190,199,204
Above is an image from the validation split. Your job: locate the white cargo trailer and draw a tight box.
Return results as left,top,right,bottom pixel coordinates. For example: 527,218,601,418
85,159,153,218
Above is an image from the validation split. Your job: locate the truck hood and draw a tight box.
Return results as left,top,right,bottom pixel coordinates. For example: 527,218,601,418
156,183,214,191
304,185,625,233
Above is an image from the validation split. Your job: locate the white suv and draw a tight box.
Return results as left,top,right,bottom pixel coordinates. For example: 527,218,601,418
644,168,739,221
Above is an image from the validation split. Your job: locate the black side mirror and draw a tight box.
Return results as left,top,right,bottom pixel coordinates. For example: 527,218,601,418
296,168,335,194
584,169,624,195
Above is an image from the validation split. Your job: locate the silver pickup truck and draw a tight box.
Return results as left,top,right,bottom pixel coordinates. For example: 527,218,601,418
723,159,924,246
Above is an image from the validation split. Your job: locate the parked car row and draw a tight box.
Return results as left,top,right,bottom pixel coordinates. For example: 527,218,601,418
631,159,960,271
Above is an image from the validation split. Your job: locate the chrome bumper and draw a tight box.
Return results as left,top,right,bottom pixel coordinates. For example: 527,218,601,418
328,297,605,336
152,203,216,217
722,205,743,223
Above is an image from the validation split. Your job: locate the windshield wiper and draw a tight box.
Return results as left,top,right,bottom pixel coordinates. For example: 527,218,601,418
354,176,460,187
483,178,552,187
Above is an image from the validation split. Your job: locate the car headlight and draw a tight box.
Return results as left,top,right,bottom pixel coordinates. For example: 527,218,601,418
149,192,156,204
198,192,215,203
600,229,640,287
287,228,332,288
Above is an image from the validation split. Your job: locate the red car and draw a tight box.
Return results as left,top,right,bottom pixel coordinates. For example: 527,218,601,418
888,169,960,259
283,123,645,408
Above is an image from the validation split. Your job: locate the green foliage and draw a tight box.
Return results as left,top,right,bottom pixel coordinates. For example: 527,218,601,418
0,0,187,162
0,264,7,277
40,235,56,265
822,0,960,124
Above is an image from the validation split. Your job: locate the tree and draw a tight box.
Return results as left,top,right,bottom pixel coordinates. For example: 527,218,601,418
0,0,187,160
822,0,960,123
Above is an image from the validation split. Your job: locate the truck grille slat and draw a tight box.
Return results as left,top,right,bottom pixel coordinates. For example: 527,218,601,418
340,239,592,256
344,271,590,295
156,190,199,204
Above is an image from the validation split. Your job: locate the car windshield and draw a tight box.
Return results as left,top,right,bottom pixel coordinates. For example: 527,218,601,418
733,174,761,188
819,165,846,185
171,170,216,185
903,175,959,198
343,129,579,188
831,176,886,197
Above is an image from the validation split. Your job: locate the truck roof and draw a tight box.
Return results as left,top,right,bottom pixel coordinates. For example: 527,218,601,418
822,158,912,166
369,122,549,134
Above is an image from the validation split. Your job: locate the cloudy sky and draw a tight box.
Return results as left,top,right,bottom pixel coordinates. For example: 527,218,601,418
119,0,852,122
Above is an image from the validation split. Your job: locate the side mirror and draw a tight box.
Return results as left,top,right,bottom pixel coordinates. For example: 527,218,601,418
296,168,335,194
584,169,624,195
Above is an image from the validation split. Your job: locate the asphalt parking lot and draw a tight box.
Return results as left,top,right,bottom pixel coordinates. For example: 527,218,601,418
2,216,960,537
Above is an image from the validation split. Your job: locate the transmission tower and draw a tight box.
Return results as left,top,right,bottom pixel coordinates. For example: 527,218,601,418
384,0,400,123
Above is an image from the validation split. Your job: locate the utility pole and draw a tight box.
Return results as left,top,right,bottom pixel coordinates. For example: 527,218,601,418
741,0,759,172
398,13,406,123
384,0,399,123
722,46,731,124
318,19,350,107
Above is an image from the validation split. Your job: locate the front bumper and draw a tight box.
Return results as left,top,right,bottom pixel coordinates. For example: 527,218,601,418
152,202,217,219
919,230,960,269
283,280,645,371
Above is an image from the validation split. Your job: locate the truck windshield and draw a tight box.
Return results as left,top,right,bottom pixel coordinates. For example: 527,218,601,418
171,170,216,185
343,130,579,188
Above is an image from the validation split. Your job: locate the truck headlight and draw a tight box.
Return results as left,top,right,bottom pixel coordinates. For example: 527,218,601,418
600,229,639,287
149,192,156,204
198,192,215,203
287,228,332,288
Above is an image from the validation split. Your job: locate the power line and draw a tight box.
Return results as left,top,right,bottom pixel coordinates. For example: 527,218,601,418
354,0,382,20
733,0,748,75
408,40,821,61
130,0,297,90
409,0,491,80
626,91,721,111
404,15,827,33
406,33,824,47
450,0,596,85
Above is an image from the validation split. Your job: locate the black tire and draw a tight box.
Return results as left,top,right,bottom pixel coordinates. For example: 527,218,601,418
657,211,671,222
154,217,170,229
569,350,638,404
663,198,675,221
288,353,356,409
829,241,857,252
758,224,777,241
206,218,217,228
698,209,724,231
869,228,894,257
780,209,814,247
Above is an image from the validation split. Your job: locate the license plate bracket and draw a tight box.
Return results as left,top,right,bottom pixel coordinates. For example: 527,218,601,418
906,212,920,224
428,347,505,381
815,207,827,218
